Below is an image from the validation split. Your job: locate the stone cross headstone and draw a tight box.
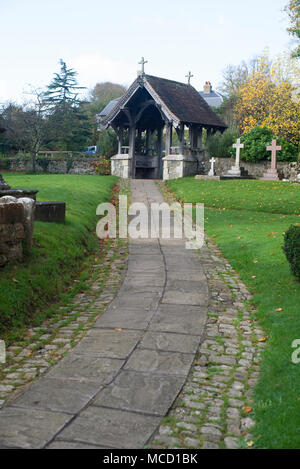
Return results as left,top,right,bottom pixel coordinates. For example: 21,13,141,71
208,157,216,176
267,139,281,170
226,138,244,177
233,138,244,169
261,139,281,181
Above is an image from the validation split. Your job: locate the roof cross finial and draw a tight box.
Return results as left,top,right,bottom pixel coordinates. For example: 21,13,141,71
186,71,194,85
139,57,148,75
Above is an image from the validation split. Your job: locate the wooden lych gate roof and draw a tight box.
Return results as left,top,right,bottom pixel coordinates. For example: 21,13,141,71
101,74,227,131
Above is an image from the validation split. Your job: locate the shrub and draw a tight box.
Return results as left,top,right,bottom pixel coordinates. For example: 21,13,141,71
94,157,111,175
208,128,239,158
97,129,118,158
36,157,51,172
231,127,298,162
283,224,300,281
0,158,10,170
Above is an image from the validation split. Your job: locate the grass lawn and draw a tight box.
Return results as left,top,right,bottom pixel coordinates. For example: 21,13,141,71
167,177,300,449
0,173,117,342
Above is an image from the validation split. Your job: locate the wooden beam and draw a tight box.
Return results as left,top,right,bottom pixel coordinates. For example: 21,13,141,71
122,108,133,126
146,129,151,155
157,126,163,179
129,124,136,178
165,122,172,156
133,100,156,125
118,126,124,154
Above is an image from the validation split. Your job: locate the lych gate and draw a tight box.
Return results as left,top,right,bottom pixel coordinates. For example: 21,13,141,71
100,71,226,180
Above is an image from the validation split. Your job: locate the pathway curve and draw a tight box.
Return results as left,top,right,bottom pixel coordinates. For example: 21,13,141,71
0,180,209,449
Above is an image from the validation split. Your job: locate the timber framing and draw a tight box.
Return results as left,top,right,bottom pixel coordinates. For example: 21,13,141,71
101,73,227,180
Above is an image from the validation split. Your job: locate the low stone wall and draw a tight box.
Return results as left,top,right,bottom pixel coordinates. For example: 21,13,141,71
0,202,25,264
202,157,300,180
111,154,132,178
35,202,66,223
163,155,199,180
0,157,98,175
0,196,35,265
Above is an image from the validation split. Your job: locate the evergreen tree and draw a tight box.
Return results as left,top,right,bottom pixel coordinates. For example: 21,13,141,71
43,60,91,151
44,59,85,110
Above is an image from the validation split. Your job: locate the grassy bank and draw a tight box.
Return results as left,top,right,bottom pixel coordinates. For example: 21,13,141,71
0,174,117,342
167,177,300,449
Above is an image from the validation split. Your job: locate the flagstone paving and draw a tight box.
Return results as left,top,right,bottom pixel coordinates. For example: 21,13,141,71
0,180,264,449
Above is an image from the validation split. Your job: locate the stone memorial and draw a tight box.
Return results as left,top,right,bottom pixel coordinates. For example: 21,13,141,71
226,138,244,177
208,157,216,176
195,157,221,180
261,140,281,181
221,138,254,180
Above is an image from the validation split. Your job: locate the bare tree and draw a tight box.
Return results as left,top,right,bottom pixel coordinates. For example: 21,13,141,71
22,86,50,172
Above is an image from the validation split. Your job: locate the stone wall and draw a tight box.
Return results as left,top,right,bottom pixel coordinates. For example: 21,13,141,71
111,154,132,178
0,201,25,264
0,196,35,266
0,157,98,175
163,155,199,180
202,157,300,180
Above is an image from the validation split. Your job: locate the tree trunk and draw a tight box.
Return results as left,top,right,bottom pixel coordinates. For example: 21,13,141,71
32,152,37,173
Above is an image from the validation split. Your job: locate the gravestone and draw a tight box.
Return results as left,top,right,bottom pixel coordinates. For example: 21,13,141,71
261,140,281,181
208,157,216,176
226,138,244,177
221,138,254,180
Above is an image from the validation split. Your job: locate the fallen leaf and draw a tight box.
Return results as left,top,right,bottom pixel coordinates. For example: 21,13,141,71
259,337,268,342
247,441,254,447
244,406,253,414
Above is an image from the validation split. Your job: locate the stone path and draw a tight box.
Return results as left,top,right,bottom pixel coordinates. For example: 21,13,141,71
149,236,264,449
0,180,209,449
0,180,265,449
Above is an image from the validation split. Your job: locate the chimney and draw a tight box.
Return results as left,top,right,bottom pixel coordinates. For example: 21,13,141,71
203,81,212,94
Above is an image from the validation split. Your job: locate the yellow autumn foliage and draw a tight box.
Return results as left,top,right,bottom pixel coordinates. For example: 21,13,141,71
234,52,300,146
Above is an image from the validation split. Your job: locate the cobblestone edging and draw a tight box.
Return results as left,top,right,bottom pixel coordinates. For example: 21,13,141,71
147,183,266,449
0,189,129,409
149,238,265,450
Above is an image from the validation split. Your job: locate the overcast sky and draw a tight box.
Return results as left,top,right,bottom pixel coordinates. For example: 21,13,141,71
0,0,293,103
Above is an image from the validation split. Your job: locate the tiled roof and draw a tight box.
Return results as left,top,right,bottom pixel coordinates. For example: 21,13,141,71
97,98,121,117
101,74,227,129
145,75,226,128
